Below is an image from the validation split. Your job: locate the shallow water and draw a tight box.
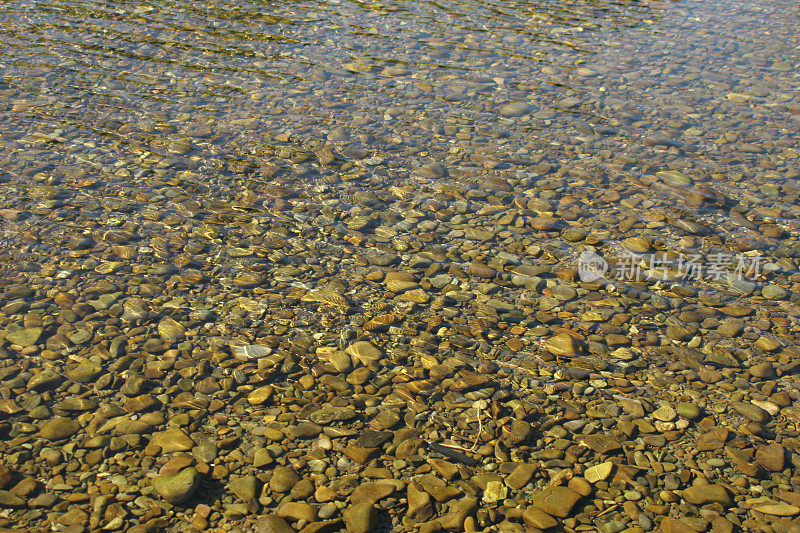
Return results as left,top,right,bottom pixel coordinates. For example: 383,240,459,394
2,0,798,286
1,0,800,529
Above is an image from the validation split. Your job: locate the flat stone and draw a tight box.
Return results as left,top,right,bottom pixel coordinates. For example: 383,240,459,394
622,236,652,253
0,490,25,507
6,327,43,347
696,427,728,451
755,443,785,472
499,102,533,117
247,385,274,405
569,477,591,497
157,317,186,343
57,508,89,526
681,484,732,507
660,517,695,533
277,501,318,523
581,434,622,454
523,506,558,529
438,498,477,530
66,361,102,383
343,503,378,533
407,483,433,520
345,341,382,365
309,407,357,425
230,476,258,502
288,422,322,439
343,445,378,464
749,362,777,379
762,285,788,300
531,216,560,231
255,515,294,533
269,466,300,493
358,429,391,448
27,370,62,391
350,482,395,505
151,428,194,453
153,467,200,505
746,497,800,516
545,334,580,357
585,462,613,483
652,405,676,422
504,420,534,446
676,403,701,420
482,481,507,504
531,486,582,517
731,401,770,422
505,463,537,490
39,418,80,441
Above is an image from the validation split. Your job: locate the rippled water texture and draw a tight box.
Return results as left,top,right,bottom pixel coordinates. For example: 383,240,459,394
2,0,799,273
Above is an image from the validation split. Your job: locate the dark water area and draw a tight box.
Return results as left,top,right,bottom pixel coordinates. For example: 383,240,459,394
1,0,800,531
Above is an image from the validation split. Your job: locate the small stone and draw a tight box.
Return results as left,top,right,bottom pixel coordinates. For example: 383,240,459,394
746,497,799,516
350,482,395,505
568,477,592,497
234,272,264,288
762,285,788,300
269,466,300,493
158,317,186,343
585,462,613,483
408,483,433,520
622,236,652,253
696,427,728,451
343,503,379,533
57,508,89,526
755,443,785,472
504,420,534,446
27,370,62,391
345,341,382,365
748,362,777,379
343,445,377,464
505,463,537,490
0,466,13,489
652,405,676,422
439,498,477,530
581,434,622,454
66,361,102,383
5,327,43,347
153,467,200,505
39,418,80,441
731,401,770,422
0,490,25,507
499,102,533,117
544,333,580,357
309,406,357,425
660,517,695,533
255,515,294,533
151,428,195,453
482,481,507,504
532,486,582,517
523,506,558,529
277,501,318,523
230,476,258,502
247,385,274,405
681,484,731,507
676,403,701,420
531,216,560,231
